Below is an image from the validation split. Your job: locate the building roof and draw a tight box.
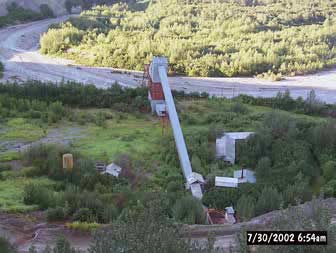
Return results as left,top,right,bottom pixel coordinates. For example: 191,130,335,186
215,176,238,188
224,132,254,140
102,163,122,177
234,169,256,183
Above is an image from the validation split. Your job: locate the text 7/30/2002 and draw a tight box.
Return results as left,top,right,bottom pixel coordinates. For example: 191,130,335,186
246,231,327,245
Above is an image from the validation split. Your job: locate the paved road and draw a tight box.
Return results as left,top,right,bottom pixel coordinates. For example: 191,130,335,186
0,16,336,103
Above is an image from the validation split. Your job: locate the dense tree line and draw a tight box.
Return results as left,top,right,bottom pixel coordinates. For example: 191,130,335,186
0,2,54,28
237,90,336,118
64,0,138,14
40,0,336,77
0,62,3,78
0,81,149,112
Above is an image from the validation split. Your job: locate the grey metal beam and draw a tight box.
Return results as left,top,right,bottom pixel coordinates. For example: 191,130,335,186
158,65,193,179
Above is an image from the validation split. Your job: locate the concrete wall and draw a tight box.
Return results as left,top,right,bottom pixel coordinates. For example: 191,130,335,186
0,0,67,16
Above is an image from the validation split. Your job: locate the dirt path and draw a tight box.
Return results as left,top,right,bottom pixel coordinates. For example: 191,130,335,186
0,212,91,253
0,127,84,155
0,17,336,103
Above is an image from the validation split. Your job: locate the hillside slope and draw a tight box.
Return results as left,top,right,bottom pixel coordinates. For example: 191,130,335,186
0,0,67,16
39,0,336,78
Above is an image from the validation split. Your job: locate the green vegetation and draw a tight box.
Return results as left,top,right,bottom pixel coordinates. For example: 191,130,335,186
29,202,216,253
64,0,139,13
0,151,20,163
1,80,336,227
0,237,15,253
0,62,3,79
0,118,45,141
76,115,161,160
41,0,336,77
0,176,55,212
65,221,102,232
0,2,54,28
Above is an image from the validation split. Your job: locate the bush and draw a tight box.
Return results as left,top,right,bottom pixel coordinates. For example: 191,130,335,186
73,208,94,222
47,207,65,221
256,187,283,216
20,167,43,177
0,237,15,253
0,62,3,78
23,183,55,209
39,4,54,18
65,221,101,232
172,196,205,224
236,195,256,221
203,188,240,210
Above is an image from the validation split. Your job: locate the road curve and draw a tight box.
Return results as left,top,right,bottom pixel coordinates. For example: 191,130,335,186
0,16,336,103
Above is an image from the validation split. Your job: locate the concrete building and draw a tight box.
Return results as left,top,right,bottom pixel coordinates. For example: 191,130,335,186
215,176,239,188
216,132,254,164
234,169,256,183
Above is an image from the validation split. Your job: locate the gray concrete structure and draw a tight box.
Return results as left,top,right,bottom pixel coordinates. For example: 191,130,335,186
216,132,254,164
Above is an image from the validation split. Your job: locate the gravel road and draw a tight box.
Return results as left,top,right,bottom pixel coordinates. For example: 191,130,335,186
0,16,336,103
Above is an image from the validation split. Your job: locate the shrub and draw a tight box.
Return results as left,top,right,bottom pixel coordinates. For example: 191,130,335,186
101,204,119,223
172,196,205,224
0,237,15,253
256,187,283,216
39,4,54,18
236,195,256,221
231,102,249,114
65,221,101,232
203,188,240,210
20,167,43,177
0,62,3,78
0,164,11,173
23,183,55,209
73,208,94,222
47,207,65,221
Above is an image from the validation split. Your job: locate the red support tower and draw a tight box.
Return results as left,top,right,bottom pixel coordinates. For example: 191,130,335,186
145,62,168,134
146,62,166,117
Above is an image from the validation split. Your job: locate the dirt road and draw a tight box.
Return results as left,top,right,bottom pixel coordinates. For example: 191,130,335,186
0,16,336,103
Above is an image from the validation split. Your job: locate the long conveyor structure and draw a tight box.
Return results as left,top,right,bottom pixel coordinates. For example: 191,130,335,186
148,57,204,199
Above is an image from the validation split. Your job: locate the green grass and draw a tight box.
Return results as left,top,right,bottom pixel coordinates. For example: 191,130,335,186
0,118,46,141
75,114,162,161
0,177,55,213
0,151,20,162
65,221,102,232
73,101,323,164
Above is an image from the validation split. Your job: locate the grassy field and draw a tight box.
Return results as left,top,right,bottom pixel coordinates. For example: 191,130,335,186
0,176,55,212
75,114,162,161
0,98,326,215
0,118,46,142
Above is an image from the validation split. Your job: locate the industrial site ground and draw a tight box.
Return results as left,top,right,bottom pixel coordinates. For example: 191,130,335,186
0,1,336,252
0,81,335,252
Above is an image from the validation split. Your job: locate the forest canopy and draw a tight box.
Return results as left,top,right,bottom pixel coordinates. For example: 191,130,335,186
40,0,336,77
